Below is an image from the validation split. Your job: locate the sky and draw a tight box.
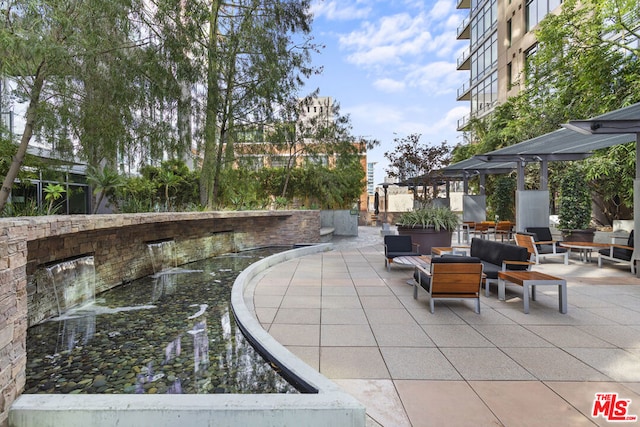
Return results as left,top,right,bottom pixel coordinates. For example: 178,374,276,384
304,0,470,186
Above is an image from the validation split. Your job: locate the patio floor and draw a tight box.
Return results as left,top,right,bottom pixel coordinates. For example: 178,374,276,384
249,226,640,426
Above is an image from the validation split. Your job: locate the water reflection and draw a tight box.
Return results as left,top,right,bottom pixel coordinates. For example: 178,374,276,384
25,249,298,395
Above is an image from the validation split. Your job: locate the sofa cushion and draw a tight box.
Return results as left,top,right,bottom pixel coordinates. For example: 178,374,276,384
599,246,633,261
538,244,568,254
525,227,554,242
469,238,529,277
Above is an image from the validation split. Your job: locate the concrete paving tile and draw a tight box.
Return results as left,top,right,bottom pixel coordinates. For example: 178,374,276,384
255,307,277,325
355,286,395,296
395,380,500,427
526,325,615,348
320,347,389,379
253,294,283,308
359,296,404,309
380,347,461,380
321,295,362,309
321,324,377,347
440,347,535,380
408,307,466,325
470,381,595,426
267,324,319,346
577,325,640,348
273,308,320,324
502,347,610,381
352,277,388,287
320,278,355,286
285,286,321,296
544,381,640,426
253,285,288,295
586,307,640,324
279,294,321,309
423,324,493,347
622,382,640,395
369,323,434,347
286,346,319,371
564,348,640,381
321,308,368,324
473,324,554,347
454,306,517,324
333,379,411,427
365,308,418,324
321,285,357,296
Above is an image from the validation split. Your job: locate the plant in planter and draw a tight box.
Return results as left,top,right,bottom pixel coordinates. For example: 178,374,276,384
396,204,459,254
558,164,594,242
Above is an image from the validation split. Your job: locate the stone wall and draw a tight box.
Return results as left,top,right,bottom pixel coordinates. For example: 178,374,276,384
0,210,320,426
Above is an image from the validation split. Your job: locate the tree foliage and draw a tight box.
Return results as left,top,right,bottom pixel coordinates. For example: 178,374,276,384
384,133,451,203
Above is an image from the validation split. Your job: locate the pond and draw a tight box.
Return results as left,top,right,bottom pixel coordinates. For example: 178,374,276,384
24,248,299,395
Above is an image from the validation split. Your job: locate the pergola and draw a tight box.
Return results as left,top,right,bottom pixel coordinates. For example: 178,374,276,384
473,102,640,271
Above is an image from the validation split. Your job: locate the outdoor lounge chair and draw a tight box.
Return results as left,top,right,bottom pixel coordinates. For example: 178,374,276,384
517,229,569,264
412,256,484,313
384,235,421,271
598,230,635,274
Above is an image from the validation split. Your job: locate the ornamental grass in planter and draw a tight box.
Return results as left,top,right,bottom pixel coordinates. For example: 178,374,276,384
396,205,459,255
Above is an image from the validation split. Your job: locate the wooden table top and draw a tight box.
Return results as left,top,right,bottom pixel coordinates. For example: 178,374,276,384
498,270,564,283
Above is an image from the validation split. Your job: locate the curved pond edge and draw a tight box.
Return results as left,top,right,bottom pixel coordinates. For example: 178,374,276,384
9,243,366,427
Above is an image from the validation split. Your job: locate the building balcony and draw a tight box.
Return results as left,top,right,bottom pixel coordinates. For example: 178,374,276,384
457,0,470,9
457,113,471,131
457,17,470,40
456,48,471,70
457,82,471,101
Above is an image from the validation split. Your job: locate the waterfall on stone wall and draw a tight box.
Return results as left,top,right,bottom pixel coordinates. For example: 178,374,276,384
44,256,96,316
147,241,177,274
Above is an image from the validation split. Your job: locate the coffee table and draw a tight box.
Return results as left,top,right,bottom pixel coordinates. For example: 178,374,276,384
394,256,430,285
497,270,567,314
559,242,610,263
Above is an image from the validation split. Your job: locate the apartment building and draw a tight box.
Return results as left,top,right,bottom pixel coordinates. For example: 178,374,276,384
456,0,560,129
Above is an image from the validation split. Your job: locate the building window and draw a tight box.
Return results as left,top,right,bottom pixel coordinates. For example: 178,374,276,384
526,0,561,32
507,19,512,47
507,62,513,89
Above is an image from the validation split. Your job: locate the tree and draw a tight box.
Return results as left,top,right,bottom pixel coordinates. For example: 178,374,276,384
180,0,321,208
0,0,152,212
384,134,451,203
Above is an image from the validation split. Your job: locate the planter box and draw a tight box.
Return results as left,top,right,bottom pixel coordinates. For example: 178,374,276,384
561,229,595,242
397,226,453,255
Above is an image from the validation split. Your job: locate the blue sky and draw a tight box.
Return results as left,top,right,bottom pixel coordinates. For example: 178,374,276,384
304,0,469,185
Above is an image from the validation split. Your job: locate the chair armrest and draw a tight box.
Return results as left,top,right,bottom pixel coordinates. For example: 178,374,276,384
611,244,634,251
534,240,557,245
415,264,431,277
501,260,535,270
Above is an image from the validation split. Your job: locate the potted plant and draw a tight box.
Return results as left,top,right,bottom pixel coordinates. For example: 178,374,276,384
396,204,459,254
558,164,595,242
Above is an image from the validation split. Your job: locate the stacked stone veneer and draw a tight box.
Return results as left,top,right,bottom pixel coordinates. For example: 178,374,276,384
0,210,320,426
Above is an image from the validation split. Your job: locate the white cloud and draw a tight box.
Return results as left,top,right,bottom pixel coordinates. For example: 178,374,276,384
373,78,406,93
406,61,466,96
429,0,455,20
310,1,372,21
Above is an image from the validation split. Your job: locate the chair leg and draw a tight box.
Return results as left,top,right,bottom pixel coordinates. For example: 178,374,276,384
429,298,435,313
475,298,480,314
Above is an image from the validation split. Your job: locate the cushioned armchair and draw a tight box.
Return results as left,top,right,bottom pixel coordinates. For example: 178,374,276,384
516,231,568,265
384,235,421,271
521,227,568,264
598,230,635,274
412,256,484,313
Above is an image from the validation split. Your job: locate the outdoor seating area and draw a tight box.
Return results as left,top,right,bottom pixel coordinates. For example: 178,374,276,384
251,226,640,426
383,235,421,271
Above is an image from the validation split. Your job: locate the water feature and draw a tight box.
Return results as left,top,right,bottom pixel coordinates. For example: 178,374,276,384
147,240,177,273
25,248,299,395
42,256,96,315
